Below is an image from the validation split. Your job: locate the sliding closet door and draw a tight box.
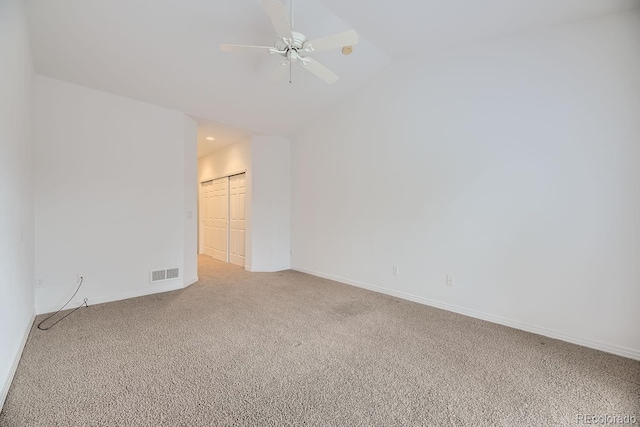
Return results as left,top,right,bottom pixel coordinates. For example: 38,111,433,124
229,173,246,267
201,181,215,258
212,177,229,262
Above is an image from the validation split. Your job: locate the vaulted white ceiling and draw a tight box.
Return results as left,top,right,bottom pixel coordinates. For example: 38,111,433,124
26,0,639,137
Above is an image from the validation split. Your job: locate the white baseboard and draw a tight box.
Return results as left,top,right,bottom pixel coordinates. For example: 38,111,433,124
35,281,184,315
246,265,290,273
1,312,35,412
292,266,640,361
183,276,198,288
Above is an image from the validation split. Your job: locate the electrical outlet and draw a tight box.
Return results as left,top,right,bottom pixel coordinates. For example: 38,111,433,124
36,278,44,288
393,266,400,276
446,274,454,286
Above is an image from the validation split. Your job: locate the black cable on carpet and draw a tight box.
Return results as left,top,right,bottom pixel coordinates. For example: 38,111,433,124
37,277,88,331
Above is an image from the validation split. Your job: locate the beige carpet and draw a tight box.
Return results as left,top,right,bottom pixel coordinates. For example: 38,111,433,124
1,256,638,426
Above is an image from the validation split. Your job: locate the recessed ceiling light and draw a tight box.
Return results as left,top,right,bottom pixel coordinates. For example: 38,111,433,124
206,137,215,141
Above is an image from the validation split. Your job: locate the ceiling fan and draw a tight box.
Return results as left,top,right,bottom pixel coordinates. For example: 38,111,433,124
220,0,359,84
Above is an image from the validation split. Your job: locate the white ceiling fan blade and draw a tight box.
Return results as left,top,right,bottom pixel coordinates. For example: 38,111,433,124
220,44,275,54
305,29,359,54
263,0,293,42
300,58,339,84
271,60,289,82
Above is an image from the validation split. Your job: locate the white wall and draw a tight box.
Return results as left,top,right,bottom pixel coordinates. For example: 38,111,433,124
183,116,198,286
251,136,291,272
0,0,35,409
198,139,252,182
292,10,640,359
197,140,252,268
34,76,198,313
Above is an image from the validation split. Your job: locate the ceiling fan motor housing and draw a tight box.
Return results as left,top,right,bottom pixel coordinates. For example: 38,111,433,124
275,31,308,56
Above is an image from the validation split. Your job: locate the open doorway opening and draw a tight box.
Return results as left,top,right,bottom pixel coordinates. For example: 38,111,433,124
196,118,252,271
196,119,291,274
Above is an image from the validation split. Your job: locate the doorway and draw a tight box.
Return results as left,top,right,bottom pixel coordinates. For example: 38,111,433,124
199,173,246,267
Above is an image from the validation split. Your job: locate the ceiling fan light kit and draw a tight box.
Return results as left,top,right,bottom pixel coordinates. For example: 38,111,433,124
220,0,359,84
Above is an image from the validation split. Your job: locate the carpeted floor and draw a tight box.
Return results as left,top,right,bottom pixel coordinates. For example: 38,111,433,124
1,256,638,426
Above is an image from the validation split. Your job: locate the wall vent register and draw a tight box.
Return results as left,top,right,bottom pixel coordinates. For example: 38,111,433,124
150,268,180,283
